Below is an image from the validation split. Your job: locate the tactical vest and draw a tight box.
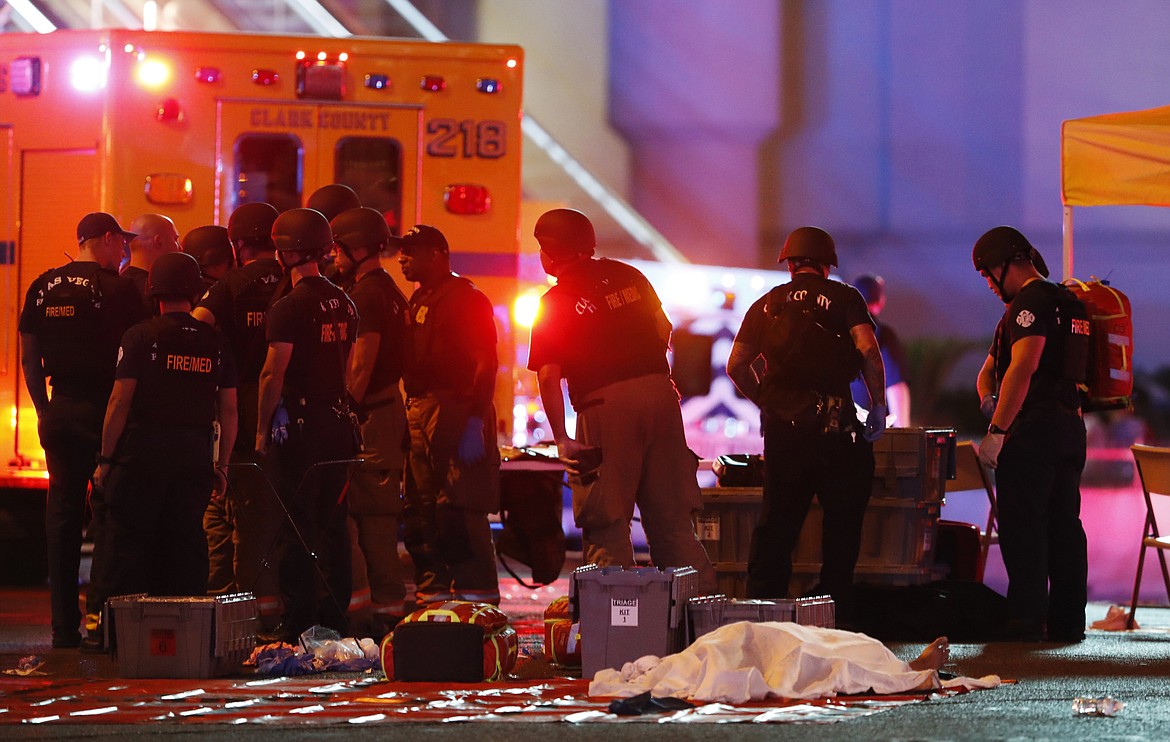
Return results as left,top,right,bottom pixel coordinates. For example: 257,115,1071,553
36,267,106,384
761,285,863,392
134,317,222,430
551,260,667,402
228,264,282,381
283,281,355,404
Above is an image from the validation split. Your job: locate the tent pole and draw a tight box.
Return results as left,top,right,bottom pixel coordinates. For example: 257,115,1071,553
1062,205,1074,280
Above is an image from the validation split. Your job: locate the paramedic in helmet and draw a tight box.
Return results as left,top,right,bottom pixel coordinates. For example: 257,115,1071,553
181,225,235,289
256,208,360,642
331,207,411,633
307,183,362,288
972,226,1090,642
91,252,237,600
726,226,885,622
308,183,362,223
192,202,284,617
528,208,716,594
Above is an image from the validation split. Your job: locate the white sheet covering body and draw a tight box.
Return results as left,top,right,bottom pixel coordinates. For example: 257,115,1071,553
588,621,1000,703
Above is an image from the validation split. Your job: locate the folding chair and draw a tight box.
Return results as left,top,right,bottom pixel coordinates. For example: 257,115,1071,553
1127,444,1170,629
944,440,999,581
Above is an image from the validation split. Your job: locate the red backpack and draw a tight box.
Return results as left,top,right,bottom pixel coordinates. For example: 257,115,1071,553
1064,278,1134,411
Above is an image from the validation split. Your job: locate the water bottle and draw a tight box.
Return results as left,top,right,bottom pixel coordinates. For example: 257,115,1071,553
1071,695,1124,717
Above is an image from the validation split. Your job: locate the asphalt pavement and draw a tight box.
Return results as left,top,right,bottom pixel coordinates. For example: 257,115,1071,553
2,576,1169,740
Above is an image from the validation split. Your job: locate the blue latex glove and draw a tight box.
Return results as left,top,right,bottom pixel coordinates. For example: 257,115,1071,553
863,403,888,442
270,403,290,446
980,394,998,419
457,416,486,465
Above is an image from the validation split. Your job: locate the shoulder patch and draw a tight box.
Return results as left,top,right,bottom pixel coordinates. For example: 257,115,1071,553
1015,309,1036,328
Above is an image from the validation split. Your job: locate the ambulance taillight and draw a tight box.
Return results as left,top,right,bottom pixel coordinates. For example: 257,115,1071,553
444,184,492,215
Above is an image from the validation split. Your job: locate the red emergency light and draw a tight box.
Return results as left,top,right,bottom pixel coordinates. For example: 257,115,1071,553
194,66,220,84
444,184,491,215
252,69,279,86
421,75,446,92
156,97,182,122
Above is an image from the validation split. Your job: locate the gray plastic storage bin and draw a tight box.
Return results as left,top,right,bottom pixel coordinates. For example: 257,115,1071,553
108,593,259,678
686,594,835,644
571,565,699,678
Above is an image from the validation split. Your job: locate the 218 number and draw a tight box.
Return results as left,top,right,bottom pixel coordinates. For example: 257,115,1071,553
426,119,506,159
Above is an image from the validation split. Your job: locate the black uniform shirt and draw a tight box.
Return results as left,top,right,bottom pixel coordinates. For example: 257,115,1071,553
403,273,497,399
266,275,357,404
18,261,147,398
735,272,872,422
120,265,152,315
528,258,669,405
348,268,410,397
115,312,238,430
197,258,283,382
991,279,1085,414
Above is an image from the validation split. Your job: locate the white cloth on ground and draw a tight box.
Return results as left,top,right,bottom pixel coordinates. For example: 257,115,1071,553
588,621,1001,704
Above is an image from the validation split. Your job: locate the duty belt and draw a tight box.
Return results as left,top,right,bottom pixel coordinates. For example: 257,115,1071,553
360,396,399,413
281,392,345,409
49,379,113,399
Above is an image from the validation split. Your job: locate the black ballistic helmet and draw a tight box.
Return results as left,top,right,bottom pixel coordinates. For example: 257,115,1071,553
972,225,1050,278
227,202,280,243
272,208,333,259
306,184,361,222
778,226,838,267
534,208,596,260
182,226,235,272
148,251,204,301
331,207,392,255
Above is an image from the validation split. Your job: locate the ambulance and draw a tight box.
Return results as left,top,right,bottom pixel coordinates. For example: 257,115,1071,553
0,29,525,474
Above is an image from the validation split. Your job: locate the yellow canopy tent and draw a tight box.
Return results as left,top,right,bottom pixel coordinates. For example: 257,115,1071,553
1061,104,1170,278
